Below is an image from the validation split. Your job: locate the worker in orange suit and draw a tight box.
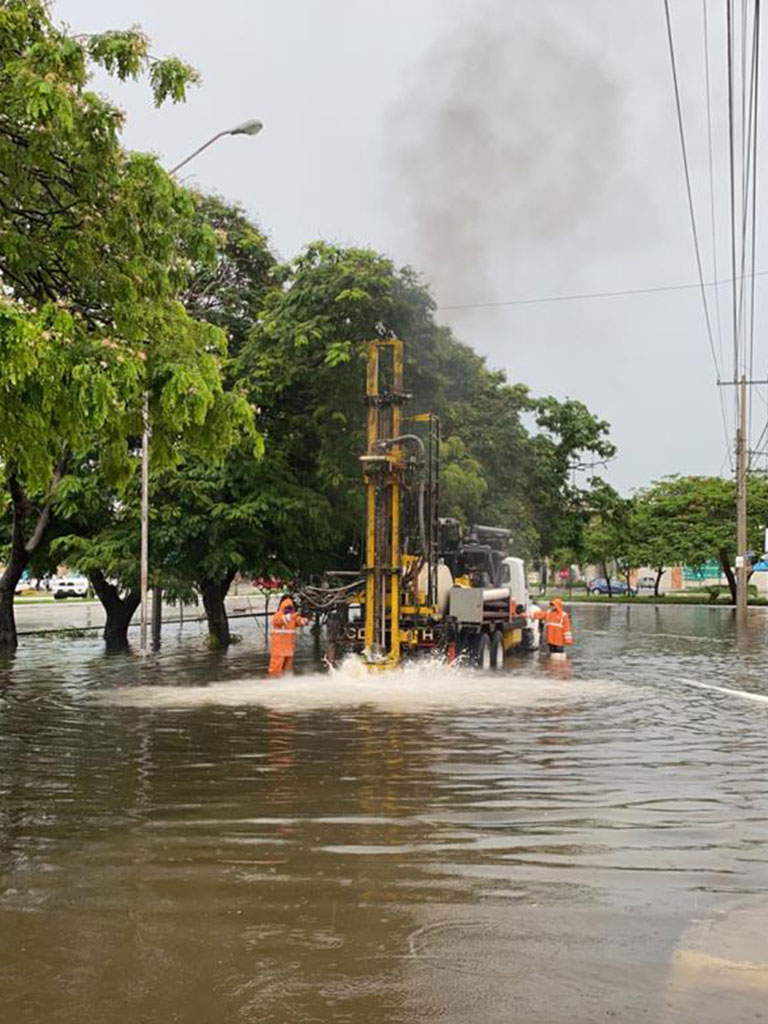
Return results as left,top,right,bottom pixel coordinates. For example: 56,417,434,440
268,594,309,677
529,597,573,655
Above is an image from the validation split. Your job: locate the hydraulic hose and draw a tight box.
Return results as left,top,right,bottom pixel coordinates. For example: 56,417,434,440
376,434,427,557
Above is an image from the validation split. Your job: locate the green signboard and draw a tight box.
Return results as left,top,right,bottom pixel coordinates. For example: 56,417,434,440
683,560,721,581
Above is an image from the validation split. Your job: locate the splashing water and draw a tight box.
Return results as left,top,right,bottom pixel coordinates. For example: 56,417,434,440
100,654,632,714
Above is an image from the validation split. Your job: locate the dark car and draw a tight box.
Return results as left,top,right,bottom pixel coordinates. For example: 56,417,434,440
588,577,637,596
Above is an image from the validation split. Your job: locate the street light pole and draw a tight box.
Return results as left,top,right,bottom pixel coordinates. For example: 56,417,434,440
167,119,263,176
139,117,263,656
140,393,149,653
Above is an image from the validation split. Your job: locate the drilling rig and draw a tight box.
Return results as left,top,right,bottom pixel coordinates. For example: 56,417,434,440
301,337,538,669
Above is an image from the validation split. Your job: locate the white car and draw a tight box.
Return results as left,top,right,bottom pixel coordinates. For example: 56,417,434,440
51,576,89,600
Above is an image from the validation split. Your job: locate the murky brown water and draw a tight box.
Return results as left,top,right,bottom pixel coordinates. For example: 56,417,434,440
1,605,768,1022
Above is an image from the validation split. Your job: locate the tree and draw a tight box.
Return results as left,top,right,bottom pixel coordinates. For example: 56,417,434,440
51,462,142,651
581,479,630,597
65,225,621,649
146,198,280,648
626,475,768,603
625,485,687,597
0,2,250,651
182,192,275,355
527,398,617,560
177,242,407,645
157,240,493,646
439,436,488,523
48,196,273,651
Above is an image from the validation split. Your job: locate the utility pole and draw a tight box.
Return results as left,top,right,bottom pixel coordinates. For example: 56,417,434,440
736,375,748,625
717,375,767,625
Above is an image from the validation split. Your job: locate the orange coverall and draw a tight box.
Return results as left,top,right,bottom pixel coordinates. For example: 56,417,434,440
531,598,573,651
268,597,308,677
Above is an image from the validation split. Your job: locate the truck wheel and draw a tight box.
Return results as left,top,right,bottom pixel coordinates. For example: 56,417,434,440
458,631,473,663
490,630,505,669
473,632,492,670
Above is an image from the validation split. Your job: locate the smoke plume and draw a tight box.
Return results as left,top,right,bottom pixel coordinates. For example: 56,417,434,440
387,0,654,304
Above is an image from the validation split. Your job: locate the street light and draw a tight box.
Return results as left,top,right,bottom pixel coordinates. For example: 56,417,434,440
139,118,263,655
167,119,263,176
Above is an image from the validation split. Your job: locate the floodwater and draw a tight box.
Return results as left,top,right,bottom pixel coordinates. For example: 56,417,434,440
1,604,767,1023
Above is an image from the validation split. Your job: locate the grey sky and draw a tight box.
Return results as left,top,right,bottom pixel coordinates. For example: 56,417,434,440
55,0,764,493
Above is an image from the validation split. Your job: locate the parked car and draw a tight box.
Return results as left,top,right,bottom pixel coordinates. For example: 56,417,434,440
588,577,637,596
14,574,37,594
51,576,89,600
636,574,658,594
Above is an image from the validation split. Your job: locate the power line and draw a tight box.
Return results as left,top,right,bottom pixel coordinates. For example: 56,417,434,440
736,4,757,354
735,4,759,365
719,378,736,474
704,0,734,474
662,0,723,382
436,270,768,313
748,1,761,436
703,0,725,370
727,0,740,379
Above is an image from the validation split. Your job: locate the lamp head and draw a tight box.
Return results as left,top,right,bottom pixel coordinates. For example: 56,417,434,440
229,119,263,136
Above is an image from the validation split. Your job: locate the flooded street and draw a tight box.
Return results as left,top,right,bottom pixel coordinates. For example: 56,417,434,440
1,604,768,1022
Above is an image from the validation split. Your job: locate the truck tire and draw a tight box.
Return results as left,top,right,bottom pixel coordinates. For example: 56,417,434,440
490,630,504,669
473,632,492,670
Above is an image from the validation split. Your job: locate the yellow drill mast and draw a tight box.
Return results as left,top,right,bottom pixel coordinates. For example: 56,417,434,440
361,338,407,665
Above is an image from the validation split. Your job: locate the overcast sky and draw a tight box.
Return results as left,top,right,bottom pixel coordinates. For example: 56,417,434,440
56,0,766,493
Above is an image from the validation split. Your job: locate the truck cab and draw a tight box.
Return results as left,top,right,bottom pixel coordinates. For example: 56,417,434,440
499,556,540,650
439,521,512,588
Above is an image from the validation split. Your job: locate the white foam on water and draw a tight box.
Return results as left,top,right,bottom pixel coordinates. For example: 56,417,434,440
678,677,768,705
99,657,631,713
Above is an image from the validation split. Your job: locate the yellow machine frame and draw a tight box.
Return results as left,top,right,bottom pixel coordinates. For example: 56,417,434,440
363,338,405,666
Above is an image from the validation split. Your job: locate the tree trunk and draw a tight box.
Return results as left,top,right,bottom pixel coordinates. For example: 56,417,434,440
602,560,612,598
654,566,664,598
151,586,163,648
0,483,30,653
200,574,235,649
0,467,63,653
0,580,21,653
89,570,140,652
718,548,737,604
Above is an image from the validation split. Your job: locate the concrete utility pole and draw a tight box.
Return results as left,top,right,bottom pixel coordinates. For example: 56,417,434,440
736,375,748,625
138,118,263,656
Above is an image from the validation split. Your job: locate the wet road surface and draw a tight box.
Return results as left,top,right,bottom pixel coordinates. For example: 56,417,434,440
1,604,767,1022
11,592,268,635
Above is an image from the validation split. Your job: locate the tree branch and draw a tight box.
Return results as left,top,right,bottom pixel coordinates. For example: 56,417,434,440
24,456,69,555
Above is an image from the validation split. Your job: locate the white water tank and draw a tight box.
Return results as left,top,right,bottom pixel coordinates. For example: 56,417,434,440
416,563,454,615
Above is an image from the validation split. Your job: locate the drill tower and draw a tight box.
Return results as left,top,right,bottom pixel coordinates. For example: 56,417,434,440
362,338,407,664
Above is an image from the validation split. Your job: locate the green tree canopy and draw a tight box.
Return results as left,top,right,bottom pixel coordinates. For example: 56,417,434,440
0,0,251,650
627,474,768,602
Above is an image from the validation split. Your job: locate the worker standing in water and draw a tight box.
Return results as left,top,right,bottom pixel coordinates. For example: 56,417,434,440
529,597,573,658
268,594,309,677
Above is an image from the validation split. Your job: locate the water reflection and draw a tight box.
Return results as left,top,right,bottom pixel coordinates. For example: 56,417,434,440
1,605,767,1022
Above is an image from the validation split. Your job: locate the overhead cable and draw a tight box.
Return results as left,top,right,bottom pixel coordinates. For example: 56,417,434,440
727,0,740,379
748,2,761,430
703,0,726,370
662,0,723,382
436,270,768,313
